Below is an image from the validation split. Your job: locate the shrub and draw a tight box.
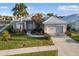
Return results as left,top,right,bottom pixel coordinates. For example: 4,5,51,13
1,31,11,41
22,29,27,33
6,25,13,33
66,31,71,36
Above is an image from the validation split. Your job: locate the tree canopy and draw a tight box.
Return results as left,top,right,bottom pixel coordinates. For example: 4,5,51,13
47,13,54,17
12,3,28,18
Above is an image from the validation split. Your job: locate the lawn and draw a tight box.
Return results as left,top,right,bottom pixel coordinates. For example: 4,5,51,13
70,32,79,42
0,34,53,50
10,50,58,56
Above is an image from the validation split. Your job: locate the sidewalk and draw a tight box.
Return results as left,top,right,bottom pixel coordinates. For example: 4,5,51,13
0,45,57,56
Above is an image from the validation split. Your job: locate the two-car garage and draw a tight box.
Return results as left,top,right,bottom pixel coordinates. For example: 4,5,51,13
44,25,65,35
43,16,67,36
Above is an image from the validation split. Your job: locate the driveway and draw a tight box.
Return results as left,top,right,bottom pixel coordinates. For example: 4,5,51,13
51,35,79,56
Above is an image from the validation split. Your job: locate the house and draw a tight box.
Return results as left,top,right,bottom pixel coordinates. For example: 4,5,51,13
12,13,67,35
62,14,79,31
43,16,67,35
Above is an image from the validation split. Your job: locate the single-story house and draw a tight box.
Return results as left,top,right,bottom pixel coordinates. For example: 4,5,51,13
12,13,67,35
62,14,79,31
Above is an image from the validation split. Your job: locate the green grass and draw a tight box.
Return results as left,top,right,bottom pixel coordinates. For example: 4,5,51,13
10,50,58,56
70,32,79,42
0,34,53,50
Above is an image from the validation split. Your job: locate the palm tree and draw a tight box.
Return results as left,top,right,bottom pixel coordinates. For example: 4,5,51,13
12,3,28,18
12,3,28,32
32,13,43,33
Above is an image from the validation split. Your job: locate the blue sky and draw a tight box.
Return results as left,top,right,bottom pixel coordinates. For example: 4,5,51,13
0,3,79,16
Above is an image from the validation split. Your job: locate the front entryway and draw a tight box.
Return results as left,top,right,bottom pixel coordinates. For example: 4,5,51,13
26,21,33,31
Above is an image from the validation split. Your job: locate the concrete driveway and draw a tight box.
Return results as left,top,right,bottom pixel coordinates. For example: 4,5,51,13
51,35,79,56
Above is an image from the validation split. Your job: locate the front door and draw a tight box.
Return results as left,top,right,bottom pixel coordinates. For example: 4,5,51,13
27,21,33,31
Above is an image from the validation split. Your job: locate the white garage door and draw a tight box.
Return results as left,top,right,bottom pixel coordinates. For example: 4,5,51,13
46,26,63,35
56,26,63,33
47,26,56,34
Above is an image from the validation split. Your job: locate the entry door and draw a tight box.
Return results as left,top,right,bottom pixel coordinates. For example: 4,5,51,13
56,26,63,33
27,21,33,31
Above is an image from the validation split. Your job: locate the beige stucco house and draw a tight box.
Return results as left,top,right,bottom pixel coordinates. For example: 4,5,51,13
13,13,67,35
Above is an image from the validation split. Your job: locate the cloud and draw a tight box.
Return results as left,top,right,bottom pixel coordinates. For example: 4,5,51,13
27,6,42,13
27,6,35,10
0,6,8,9
58,5,79,11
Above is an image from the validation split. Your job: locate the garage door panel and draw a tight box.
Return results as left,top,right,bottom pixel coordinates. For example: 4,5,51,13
56,26,63,33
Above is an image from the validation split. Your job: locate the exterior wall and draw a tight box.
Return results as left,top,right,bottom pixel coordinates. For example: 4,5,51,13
63,24,67,33
33,22,35,29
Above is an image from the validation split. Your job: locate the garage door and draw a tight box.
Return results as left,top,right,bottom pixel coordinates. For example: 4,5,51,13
47,26,56,34
56,26,63,33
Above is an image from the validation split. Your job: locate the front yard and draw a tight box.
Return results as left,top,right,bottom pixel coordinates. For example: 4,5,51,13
0,34,53,50
66,31,79,42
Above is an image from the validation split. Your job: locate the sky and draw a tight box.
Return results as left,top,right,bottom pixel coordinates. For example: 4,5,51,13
0,3,79,16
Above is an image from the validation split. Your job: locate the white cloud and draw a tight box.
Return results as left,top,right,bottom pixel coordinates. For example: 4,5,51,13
27,6,35,10
58,5,79,11
27,6,41,13
0,6,8,9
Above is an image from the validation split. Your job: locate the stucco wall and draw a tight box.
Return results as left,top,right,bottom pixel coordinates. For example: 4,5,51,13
63,24,67,33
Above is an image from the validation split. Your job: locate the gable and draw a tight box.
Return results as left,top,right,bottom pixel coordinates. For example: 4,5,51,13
43,16,67,24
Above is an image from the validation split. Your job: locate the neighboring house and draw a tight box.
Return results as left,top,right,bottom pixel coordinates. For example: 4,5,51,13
62,14,79,31
0,21,9,29
12,13,67,35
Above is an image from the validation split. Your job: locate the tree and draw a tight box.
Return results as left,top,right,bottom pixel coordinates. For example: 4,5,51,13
12,3,29,32
47,13,54,17
47,13,59,18
32,13,43,33
12,3,28,18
